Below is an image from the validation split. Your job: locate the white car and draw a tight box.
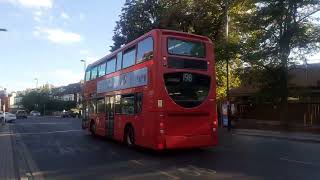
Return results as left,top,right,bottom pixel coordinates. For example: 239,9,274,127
30,111,41,116
0,112,17,123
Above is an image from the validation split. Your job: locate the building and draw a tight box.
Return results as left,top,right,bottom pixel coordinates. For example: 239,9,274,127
0,88,9,112
229,63,320,127
52,82,82,104
9,91,24,111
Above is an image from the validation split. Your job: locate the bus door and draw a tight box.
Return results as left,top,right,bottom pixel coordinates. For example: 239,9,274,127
105,96,115,138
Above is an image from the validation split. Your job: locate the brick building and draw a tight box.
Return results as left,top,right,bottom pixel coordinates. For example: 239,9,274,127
230,63,320,127
0,89,9,112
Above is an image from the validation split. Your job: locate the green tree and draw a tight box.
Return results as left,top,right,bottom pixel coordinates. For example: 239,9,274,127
21,91,77,114
239,0,320,124
21,91,50,112
111,0,251,99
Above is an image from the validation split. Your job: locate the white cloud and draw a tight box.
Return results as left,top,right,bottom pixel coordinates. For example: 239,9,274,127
33,10,42,22
60,12,70,20
2,0,54,8
33,27,82,44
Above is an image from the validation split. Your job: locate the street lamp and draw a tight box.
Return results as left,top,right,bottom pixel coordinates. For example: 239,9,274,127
0,28,7,32
80,59,86,72
34,78,38,89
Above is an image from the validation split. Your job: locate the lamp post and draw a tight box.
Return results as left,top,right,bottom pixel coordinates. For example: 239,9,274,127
0,28,7,32
79,59,87,120
80,59,86,73
225,1,232,131
34,78,38,89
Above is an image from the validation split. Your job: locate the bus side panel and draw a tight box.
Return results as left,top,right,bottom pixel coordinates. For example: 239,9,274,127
113,115,122,141
95,113,106,136
138,110,159,149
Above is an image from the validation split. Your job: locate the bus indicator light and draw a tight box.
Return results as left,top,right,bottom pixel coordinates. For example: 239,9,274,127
160,122,164,128
213,121,217,126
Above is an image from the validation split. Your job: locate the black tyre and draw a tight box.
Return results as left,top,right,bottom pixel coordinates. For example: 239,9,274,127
125,126,135,147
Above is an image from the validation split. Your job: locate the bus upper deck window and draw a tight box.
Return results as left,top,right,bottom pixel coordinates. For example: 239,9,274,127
168,38,205,58
137,37,153,63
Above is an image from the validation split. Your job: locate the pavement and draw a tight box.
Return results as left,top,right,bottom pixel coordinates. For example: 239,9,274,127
0,123,18,180
1,116,320,179
231,128,320,143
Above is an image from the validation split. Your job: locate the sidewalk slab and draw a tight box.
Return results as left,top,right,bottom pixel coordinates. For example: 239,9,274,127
233,128,320,143
0,124,18,180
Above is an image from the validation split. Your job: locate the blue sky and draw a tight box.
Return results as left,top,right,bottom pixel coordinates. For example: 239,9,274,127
0,0,125,92
0,1,319,92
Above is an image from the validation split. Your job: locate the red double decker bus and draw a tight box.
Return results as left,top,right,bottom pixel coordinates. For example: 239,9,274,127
82,29,218,150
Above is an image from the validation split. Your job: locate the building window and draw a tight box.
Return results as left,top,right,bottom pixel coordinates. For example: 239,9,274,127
116,52,122,71
106,58,116,74
98,63,106,77
137,37,153,63
122,48,136,69
97,98,105,113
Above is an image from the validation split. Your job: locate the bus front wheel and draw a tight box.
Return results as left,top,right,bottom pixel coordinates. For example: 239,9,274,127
125,126,135,147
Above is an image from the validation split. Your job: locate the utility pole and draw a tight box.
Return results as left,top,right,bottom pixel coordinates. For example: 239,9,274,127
226,0,232,131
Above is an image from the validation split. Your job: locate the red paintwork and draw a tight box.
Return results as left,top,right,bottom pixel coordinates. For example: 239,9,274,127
83,29,218,150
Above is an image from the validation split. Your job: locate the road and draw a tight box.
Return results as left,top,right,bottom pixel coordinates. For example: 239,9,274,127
9,117,320,180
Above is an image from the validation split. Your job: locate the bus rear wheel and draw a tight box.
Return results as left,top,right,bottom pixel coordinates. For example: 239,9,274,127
125,126,135,147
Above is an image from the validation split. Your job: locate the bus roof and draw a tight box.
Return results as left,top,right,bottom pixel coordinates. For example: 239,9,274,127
86,29,212,69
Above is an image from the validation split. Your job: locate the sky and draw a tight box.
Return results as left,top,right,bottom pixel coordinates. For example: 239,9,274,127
0,0,126,92
0,1,319,92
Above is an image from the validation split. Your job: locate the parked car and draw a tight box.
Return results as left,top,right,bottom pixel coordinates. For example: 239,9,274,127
0,112,17,123
16,110,28,119
0,112,3,123
61,110,78,118
30,110,41,116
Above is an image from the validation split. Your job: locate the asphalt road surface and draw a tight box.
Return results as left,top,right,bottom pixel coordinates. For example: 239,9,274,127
9,117,320,180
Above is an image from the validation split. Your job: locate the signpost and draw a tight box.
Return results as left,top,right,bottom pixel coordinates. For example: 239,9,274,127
222,101,229,127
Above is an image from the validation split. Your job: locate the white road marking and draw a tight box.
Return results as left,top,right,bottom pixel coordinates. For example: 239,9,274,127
16,122,72,125
280,157,314,166
130,160,144,166
159,170,180,180
0,133,14,137
0,130,82,137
